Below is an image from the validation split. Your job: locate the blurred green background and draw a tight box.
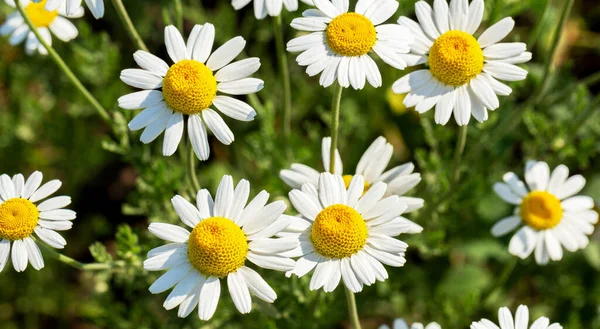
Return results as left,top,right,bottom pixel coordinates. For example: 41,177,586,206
1,0,600,328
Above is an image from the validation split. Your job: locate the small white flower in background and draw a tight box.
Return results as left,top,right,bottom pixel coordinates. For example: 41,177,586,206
471,305,562,329
492,160,598,265
32,0,103,19
287,0,414,89
393,0,532,125
284,173,415,293
232,0,313,20
280,136,424,233
0,172,76,272
119,24,264,161
379,318,441,329
1,0,82,56
144,175,298,320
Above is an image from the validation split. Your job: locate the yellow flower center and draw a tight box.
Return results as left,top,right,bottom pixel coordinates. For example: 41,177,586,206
311,204,368,259
520,191,563,230
325,13,377,57
0,198,39,241
162,60,217,115
428,30,484,86
187,217,248,277
25,0,59,28
342,175,371,194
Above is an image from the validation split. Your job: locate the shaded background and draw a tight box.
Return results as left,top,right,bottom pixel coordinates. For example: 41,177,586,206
1,0,600,328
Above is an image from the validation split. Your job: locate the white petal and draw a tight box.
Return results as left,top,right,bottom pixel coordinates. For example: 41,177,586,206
11,239,28,272
49,16,78,42
246,252,294,271
493,183,522,204
24,237,44,270
133,50,170,76
207,36,246,71
215,58,261,82
192,23,215,63
202,109,234,145
39,209,76,220
515,305,529,329
29,179,61,203
128,102,170,131
188,115,210,161
118,90,164,110
555,175,585,200
491,216,521,237
478,17,515,48
561,196,594,210
470,75,499,110
165,25,188,63
163,270,201,310
214,175,234,218
0,239,10,272
148,223,190,243
525,161,550,191
415,1,440,39
508,226,536,259
172,195,201,229
22,171,43,199
217,78,264,95
162,112,184,156
483,43,527,59
120,69,162,89
237,266,276,302
228,179,250,220
498,307,515,329
198,276,221,320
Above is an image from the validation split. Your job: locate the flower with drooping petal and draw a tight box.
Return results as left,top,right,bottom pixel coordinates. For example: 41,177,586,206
379,318,441,329
471,305,562,329
284,173,415,293
492,161,597,265
32,0,103,19
0,171,76,272
231,0,312,20
393,0,531,125
1,0,82,56
280,136,424,233
144,175,298,320
287,0,414,89
119,24,264,161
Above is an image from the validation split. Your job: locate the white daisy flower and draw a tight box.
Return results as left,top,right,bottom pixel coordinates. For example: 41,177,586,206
1,0,82,56
144,175,298,320
118,24,264,161
379,318,441,329
280,136,424,233
232,0,313,20
285,173,414,293
32,0,103,19
471,305,562,329
0,171,76,272
393,0,532,125
286,0,414,89
491,161,598,265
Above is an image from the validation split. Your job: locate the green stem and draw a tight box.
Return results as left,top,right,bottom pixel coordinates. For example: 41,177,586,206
482,258,518,303
273,15,292,138
344,287,362,329
451,125,468,183
534,0,574,103
174,0,184,31
527,0,552,50
329,83,343,171
187,142,201,192
111,0,149,52
36,239,125,271
15,0,111,124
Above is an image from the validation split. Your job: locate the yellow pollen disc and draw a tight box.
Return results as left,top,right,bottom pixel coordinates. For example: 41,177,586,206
25,0,59,28
520,191,563,230
325,13,377,57
0,198,39,241
187,216,248,277
162,60,217,115
342,175,371,195
311,204,368,259
428,30,484,86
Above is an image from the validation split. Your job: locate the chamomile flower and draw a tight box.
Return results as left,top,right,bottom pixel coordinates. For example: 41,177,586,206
231,0,312,19
118,24,264,161
286,0,414,89
0,172,76,272
32,0,103,19
144,175,298,320
393,0,532,125
280,136,424,233
471,305,562,329
1,0,82,56
285,173,414,293
492,161,597,265
379,319,441,329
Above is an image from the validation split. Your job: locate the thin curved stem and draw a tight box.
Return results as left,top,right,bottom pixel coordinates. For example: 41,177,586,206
452,125,468,183
111,0,149,52
36,238,125,271
174,0,184,32
329,83,343,170
273,15,292,138
345,287,362,329
15,0,111,124
482,257,518,303
187,142,201,192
